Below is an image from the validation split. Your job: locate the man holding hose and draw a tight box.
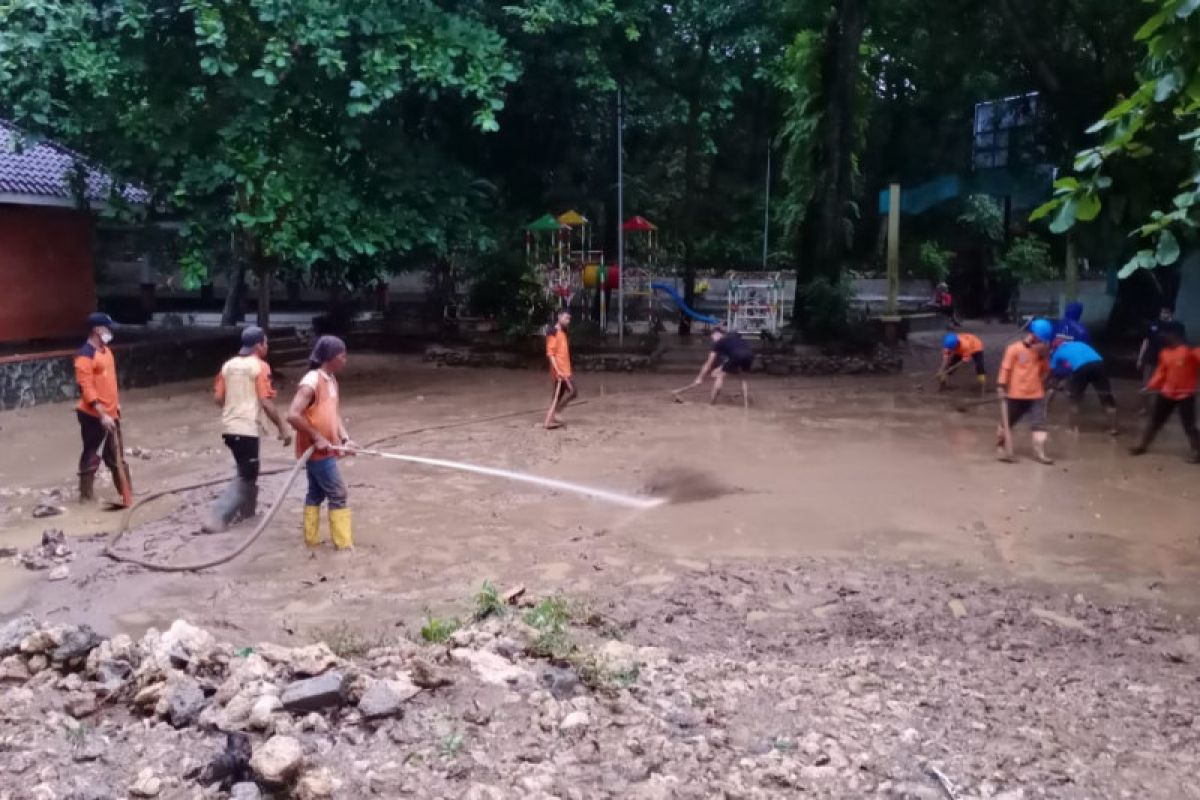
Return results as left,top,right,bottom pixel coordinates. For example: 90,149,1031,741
544,310,577,430
287,335,357,551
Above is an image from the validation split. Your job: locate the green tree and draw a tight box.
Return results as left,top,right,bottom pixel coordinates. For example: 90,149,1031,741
0,0,518,326
1029,0,1199,280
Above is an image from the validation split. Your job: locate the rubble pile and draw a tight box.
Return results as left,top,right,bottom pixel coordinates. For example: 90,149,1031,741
2,563,1200,799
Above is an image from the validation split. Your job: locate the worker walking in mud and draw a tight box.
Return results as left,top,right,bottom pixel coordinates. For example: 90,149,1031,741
544,310,577,430
1130,321,1200,461
1048,339,1117,435
937,332,987,395
996,318,1054,464
287,335,357,550
1136,307,1182,416
675,326,754,406
202,327,292,533
74,312,134,507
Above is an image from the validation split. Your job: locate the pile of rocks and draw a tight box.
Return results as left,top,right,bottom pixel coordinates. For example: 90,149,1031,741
423,346,532,370
14,529,74,580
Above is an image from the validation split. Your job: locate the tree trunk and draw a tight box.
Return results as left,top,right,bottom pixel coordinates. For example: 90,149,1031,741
792,0,868,334
256,264,272,330
221,259,247,327
678,35,713,336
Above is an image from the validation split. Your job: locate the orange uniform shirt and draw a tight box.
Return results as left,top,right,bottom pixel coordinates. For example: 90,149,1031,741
295,369,342,461
948,333,983,359
74,343,120,419
1147,345,1200,400
998,340,1048,400
546,327,572,379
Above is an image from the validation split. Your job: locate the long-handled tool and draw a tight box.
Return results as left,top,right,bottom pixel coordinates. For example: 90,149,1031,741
109,424,135,508
338,446,663,510
997,393,1015,461
953,395,1000,413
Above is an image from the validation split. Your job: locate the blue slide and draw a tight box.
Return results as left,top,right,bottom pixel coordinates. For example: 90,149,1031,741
651,282,721,325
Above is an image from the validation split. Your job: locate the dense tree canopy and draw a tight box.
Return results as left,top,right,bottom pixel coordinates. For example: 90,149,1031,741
0,0,1177,329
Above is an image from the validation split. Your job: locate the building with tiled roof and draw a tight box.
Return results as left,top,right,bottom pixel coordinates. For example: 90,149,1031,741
0,119,147,207
1,119,148,342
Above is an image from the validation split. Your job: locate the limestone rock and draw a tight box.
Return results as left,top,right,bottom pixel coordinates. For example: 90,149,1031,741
164,676,207,727
230,784,262,800
295,767,335,799
450,648,530,686
250,735,304,785
249,694,283,730
129,768,162,797
358,676,420,719
409,657,453,689
0,615,38,657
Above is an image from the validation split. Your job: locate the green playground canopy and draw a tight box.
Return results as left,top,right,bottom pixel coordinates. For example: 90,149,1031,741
525,214,564,233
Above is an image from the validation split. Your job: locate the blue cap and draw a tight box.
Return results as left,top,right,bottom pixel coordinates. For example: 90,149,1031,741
943,333,959,351
1030,318,1054,343
86,312,115,329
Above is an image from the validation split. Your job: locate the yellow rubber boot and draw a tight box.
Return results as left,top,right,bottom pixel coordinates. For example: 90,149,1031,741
329,507,353,550
303,505,321,548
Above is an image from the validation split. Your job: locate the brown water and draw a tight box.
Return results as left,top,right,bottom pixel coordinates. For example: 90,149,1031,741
2,348,1198,645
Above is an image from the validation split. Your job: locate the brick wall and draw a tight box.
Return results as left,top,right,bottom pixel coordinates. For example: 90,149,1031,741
0,204,95,342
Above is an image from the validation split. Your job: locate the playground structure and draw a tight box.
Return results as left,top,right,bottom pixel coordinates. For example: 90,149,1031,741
524,213,789,337
725,272,786,337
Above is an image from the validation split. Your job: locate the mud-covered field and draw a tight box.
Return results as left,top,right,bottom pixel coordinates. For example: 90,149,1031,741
3,339,1200,797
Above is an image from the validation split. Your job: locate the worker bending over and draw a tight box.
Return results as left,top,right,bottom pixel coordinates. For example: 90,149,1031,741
1047,339,1117,435
938,332,987,395
677,326,754,406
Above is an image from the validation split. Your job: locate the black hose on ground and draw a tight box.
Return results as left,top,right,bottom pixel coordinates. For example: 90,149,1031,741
101,403,587,572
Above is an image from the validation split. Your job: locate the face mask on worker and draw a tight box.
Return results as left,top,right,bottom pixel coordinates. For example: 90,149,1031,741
99,329,113,345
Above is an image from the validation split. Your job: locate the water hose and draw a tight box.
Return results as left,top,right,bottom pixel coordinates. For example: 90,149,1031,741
101,401,595,572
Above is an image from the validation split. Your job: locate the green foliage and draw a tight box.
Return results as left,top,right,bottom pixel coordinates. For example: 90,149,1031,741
419,614,461,644
0,0,517,304
523,596,576,660
996,236,1057,283
473,580,505,621
796,274,854,340
914,241,953,283
467,255,555,339
957,195,1005,244
1028,0,1200,279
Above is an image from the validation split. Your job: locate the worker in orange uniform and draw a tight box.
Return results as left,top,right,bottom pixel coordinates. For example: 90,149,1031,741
203,326,292,533
938,332,987,395
74,312,133,506
1130,321,1200,461
996,318,1054,464
544,310,578,430
287,335,357,550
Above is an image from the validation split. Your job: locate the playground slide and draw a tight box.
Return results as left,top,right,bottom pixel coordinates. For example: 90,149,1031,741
651,282,721,325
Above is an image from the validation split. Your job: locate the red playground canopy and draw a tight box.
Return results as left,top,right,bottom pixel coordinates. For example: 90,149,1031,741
622,216,657,232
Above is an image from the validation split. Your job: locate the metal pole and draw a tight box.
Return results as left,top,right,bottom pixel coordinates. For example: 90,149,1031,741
617,86,625,346
762,141,770,269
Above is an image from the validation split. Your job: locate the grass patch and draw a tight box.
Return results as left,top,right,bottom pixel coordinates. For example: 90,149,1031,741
420,614,462,644
474,580,505,621
523,596,572,631
440,732,465,757
309,622,387,659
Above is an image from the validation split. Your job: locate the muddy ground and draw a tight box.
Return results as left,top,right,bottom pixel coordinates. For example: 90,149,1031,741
3,332,1200,797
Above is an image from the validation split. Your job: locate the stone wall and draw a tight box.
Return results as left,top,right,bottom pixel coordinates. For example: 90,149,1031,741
0,336,235,412
759,346,903,376
422,345,663,373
